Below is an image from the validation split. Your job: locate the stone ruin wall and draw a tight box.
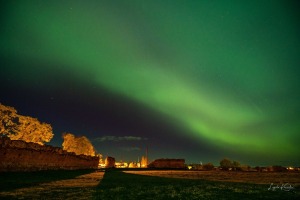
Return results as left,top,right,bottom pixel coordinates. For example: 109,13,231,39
0,137,99,172
105,156,115,168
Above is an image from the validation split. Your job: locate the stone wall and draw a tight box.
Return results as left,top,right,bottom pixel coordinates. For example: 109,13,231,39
0,137,99,172
148,158,185,169
105,156,115,168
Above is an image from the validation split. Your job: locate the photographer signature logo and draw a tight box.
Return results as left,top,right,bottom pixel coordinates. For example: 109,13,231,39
268,183,295,192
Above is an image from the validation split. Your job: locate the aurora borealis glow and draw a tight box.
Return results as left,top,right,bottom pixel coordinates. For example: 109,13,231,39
1,0,299,166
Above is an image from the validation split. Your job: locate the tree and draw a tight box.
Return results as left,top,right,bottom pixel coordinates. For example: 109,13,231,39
220,158,232,170
97,153,104,164
232,160,241,171
255,166,261,172
240,164,251,171
0,103,53,145
203,162,214,170
62,133,96,156
271,165,287,172
0,104,19,135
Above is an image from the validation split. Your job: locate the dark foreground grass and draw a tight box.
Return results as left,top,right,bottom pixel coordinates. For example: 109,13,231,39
95,169,300,200
1,169,299,199
0,169,95,192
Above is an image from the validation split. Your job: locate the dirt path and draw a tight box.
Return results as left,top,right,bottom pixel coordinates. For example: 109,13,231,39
0,171,104,199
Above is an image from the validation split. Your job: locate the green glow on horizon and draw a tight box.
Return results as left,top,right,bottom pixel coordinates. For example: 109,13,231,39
1,1,299,161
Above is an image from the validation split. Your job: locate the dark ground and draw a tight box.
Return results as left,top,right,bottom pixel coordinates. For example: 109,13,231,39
0,169,299,199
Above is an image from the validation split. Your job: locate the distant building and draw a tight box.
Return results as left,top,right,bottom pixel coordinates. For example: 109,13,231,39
105,156,115,168
115,161,128,168
128,162,136,168
140,147,149,168
148,158,185,169
141,156,148,168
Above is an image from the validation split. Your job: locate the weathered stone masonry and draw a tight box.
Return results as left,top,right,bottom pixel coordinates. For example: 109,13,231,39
0,137,99,172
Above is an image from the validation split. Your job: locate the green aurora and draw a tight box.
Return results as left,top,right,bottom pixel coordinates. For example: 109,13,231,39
1,0,299,165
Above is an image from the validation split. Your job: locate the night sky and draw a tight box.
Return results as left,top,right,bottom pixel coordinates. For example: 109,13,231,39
1,0,299,166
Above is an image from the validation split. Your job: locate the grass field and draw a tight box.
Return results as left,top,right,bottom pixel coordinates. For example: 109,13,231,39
124,170,300,186
0,169,104,199
0,169,299,199
96,170,300,200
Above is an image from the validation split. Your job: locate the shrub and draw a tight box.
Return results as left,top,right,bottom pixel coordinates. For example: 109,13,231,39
220,158,232,170
203,163,214,170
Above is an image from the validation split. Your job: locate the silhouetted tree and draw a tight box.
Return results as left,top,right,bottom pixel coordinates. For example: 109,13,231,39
255,166,261,172
0,103,53,145
240,164,251,171
203,162,214,170
271,165,287,172
220,158,232,170
232,160,241,171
